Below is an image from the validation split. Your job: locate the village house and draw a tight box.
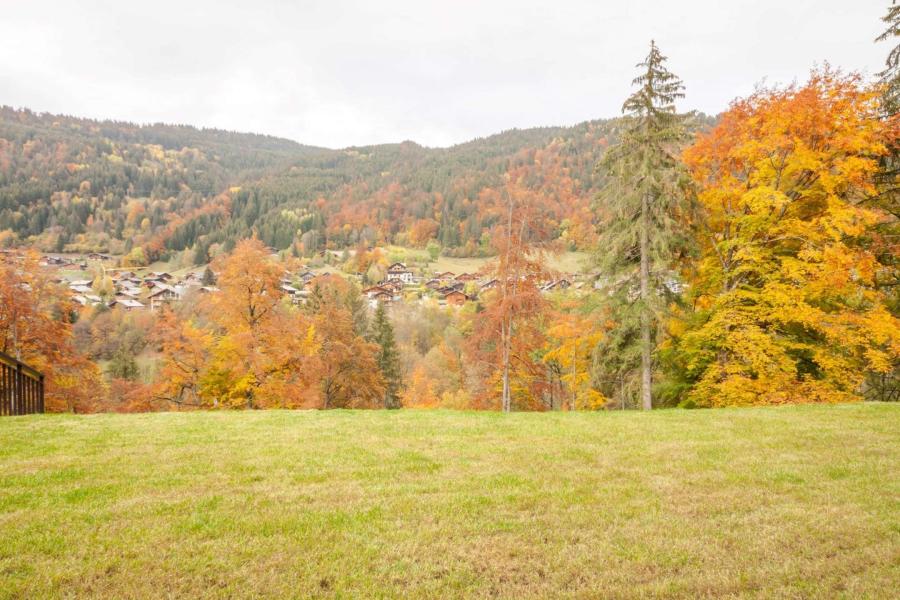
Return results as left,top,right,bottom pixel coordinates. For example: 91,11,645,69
441,289,473,307
148,284,179,311
363,284,392,299
480,278,500,291
111,298,145,311
383,279,405,293
280,284,302,304
368,289,394,308
541,278,572,292
386,262,414,284
437,281,464,295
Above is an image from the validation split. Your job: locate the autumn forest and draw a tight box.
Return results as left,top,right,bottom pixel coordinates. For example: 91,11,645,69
2,11,899,416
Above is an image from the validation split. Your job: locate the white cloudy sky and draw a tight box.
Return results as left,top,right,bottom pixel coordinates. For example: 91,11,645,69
0,0,889,148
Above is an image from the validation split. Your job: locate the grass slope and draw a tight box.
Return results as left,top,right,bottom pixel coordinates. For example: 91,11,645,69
0,405,898,598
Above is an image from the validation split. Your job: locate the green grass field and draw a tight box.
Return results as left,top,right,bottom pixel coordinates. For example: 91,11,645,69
1,405,897,598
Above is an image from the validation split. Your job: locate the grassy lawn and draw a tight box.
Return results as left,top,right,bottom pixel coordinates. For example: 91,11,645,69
0,405,897,598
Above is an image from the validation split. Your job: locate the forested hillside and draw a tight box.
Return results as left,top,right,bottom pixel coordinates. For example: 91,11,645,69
0,105,713,262
0,107,322,258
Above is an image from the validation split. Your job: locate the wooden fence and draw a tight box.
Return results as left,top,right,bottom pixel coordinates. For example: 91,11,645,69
0,352,45,416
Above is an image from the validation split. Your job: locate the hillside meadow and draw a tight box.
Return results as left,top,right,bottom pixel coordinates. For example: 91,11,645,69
0,404,897,598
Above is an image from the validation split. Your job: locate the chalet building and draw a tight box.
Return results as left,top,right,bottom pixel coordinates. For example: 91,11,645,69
455,272,477,282
480,279,499,291
110,298,145,311
386,262,413,284
441,289,473,306
73,295,103,307
436,281,464,295
363,285,392,299
541,278,572,292
434,271,455,280
368,289,394,308
280,284,302,304
424,278,442,290
148,284,179,311
384,279,405,292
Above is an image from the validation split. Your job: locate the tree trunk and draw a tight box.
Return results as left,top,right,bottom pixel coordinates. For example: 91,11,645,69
501,320,511,413
640,192,652,411
570,344,577,411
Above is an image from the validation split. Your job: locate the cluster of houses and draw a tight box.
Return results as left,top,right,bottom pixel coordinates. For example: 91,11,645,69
359,262,580,308
36,252,582,313
67,269,217,311
42,252,113,269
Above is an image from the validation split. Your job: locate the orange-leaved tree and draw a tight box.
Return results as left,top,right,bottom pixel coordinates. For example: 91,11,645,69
676,70,900,406
154,238,319,409
467,170,555,411
0,250,102,412
305,275,384,408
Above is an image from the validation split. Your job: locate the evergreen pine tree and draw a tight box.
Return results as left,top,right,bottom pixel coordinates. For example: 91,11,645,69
107,347,139,380
593,41,691,410
878,2,900,115
870,2,900,400
371,301,402,409
201,266,216,286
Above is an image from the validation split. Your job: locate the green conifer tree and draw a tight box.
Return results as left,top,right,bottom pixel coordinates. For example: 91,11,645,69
593,41,691,410
371,301,402,409
201,266,216,286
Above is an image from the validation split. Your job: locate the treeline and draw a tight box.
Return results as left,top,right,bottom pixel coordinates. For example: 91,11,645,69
0,103,715,260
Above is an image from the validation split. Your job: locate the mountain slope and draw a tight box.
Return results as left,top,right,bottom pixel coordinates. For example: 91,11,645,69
0,106,712,260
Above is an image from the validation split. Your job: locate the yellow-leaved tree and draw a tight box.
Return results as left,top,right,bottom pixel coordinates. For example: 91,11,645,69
154,238,320,409
675,70,900,406
542,309,605,410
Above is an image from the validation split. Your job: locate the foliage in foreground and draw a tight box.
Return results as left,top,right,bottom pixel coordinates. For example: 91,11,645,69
671,70,900,406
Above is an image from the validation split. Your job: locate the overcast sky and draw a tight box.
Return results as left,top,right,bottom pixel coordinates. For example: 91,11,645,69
0,0,889,148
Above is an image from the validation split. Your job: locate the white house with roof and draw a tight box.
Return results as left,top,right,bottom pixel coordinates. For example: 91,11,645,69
386,262,413,284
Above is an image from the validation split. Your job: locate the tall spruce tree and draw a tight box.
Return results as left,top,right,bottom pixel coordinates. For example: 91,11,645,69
871,2,900,401
878,2,900,115
201,266,216,286
371,301,402,409
593,41,690,410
